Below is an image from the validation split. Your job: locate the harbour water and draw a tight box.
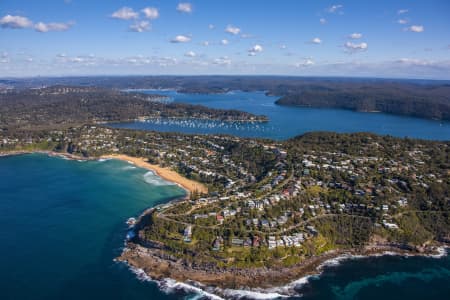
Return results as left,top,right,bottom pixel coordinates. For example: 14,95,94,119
0,153,449,300
112,90,450,141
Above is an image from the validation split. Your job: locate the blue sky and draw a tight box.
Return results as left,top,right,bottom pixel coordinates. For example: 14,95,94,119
1,0,449,78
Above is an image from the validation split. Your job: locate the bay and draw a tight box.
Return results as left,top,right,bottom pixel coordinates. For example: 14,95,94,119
111,90,450,141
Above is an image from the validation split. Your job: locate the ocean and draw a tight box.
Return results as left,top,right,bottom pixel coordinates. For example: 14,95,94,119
0,153,448,300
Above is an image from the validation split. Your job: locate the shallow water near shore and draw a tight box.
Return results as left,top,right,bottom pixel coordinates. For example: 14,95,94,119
0,154,449,300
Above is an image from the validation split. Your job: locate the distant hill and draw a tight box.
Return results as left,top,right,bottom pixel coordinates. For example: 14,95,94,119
4,76,450,121
274,82,450,121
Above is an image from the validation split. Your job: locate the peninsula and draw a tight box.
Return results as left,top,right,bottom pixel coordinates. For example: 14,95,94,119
0,84,449,295
1,124,449,292
3,0,450,298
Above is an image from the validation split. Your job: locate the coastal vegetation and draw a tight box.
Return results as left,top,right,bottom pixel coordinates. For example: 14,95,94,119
1,125,449,285
0,82,448,289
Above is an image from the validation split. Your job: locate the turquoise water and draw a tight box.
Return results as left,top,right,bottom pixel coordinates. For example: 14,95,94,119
111,90,450,141
1,153,449,299
0,154,184,300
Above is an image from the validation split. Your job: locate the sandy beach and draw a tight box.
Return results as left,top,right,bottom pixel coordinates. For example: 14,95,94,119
100,154,208,195
0,150,207,195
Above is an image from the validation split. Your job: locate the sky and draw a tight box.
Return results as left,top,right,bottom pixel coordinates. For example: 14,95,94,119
1,0,449,79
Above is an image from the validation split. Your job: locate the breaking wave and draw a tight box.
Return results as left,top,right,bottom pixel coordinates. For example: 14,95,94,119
143,171,175,186
125,247,448,299
122,166,137,170
129,266,224,300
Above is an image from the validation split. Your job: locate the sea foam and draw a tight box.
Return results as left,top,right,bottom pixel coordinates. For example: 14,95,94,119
125,247,449,299
128,265,224,300
143,171,175,186
122,166,137,170
97,158,111,162
221,288,291,299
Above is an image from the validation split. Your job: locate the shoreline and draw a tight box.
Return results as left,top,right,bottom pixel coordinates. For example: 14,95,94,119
100,154,208,196
118,203,448,298
118,241,448,299
0,150,97,160
0,150,208,196
2,149,448,298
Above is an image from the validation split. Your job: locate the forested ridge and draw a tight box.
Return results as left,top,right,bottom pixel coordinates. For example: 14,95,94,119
3,76,449,121
0,86,266,131
275,83,450,120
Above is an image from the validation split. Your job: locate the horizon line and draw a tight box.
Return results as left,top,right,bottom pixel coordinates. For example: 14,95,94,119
2,74,450,82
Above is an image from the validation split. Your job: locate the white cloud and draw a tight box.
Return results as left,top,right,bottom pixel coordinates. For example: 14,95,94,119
177,3,192,13
184,51,196,57
319,18,327,24
398,19,408,24
408,25,424,32
295,59,314,68
311,37,322,44
129,21,151,32
34,22,73,32
225,25,241,35
1,52,10,63
0,15,33,29
248,44,263,56
221,39,229,45
344,41,368,52
349,33,362,39
398,9,409,14
126,58,139,64
70,56,85,63
56,54,96,65
171,35,191,43
250,44,263,52
202,41,209,46
141,7,159,20
280,44,287,49
208,24,214,29
111,7,138,20
213,56,231,65
396,58,432,66
328,4,343,13
0,14,73,33
156,56,178,67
